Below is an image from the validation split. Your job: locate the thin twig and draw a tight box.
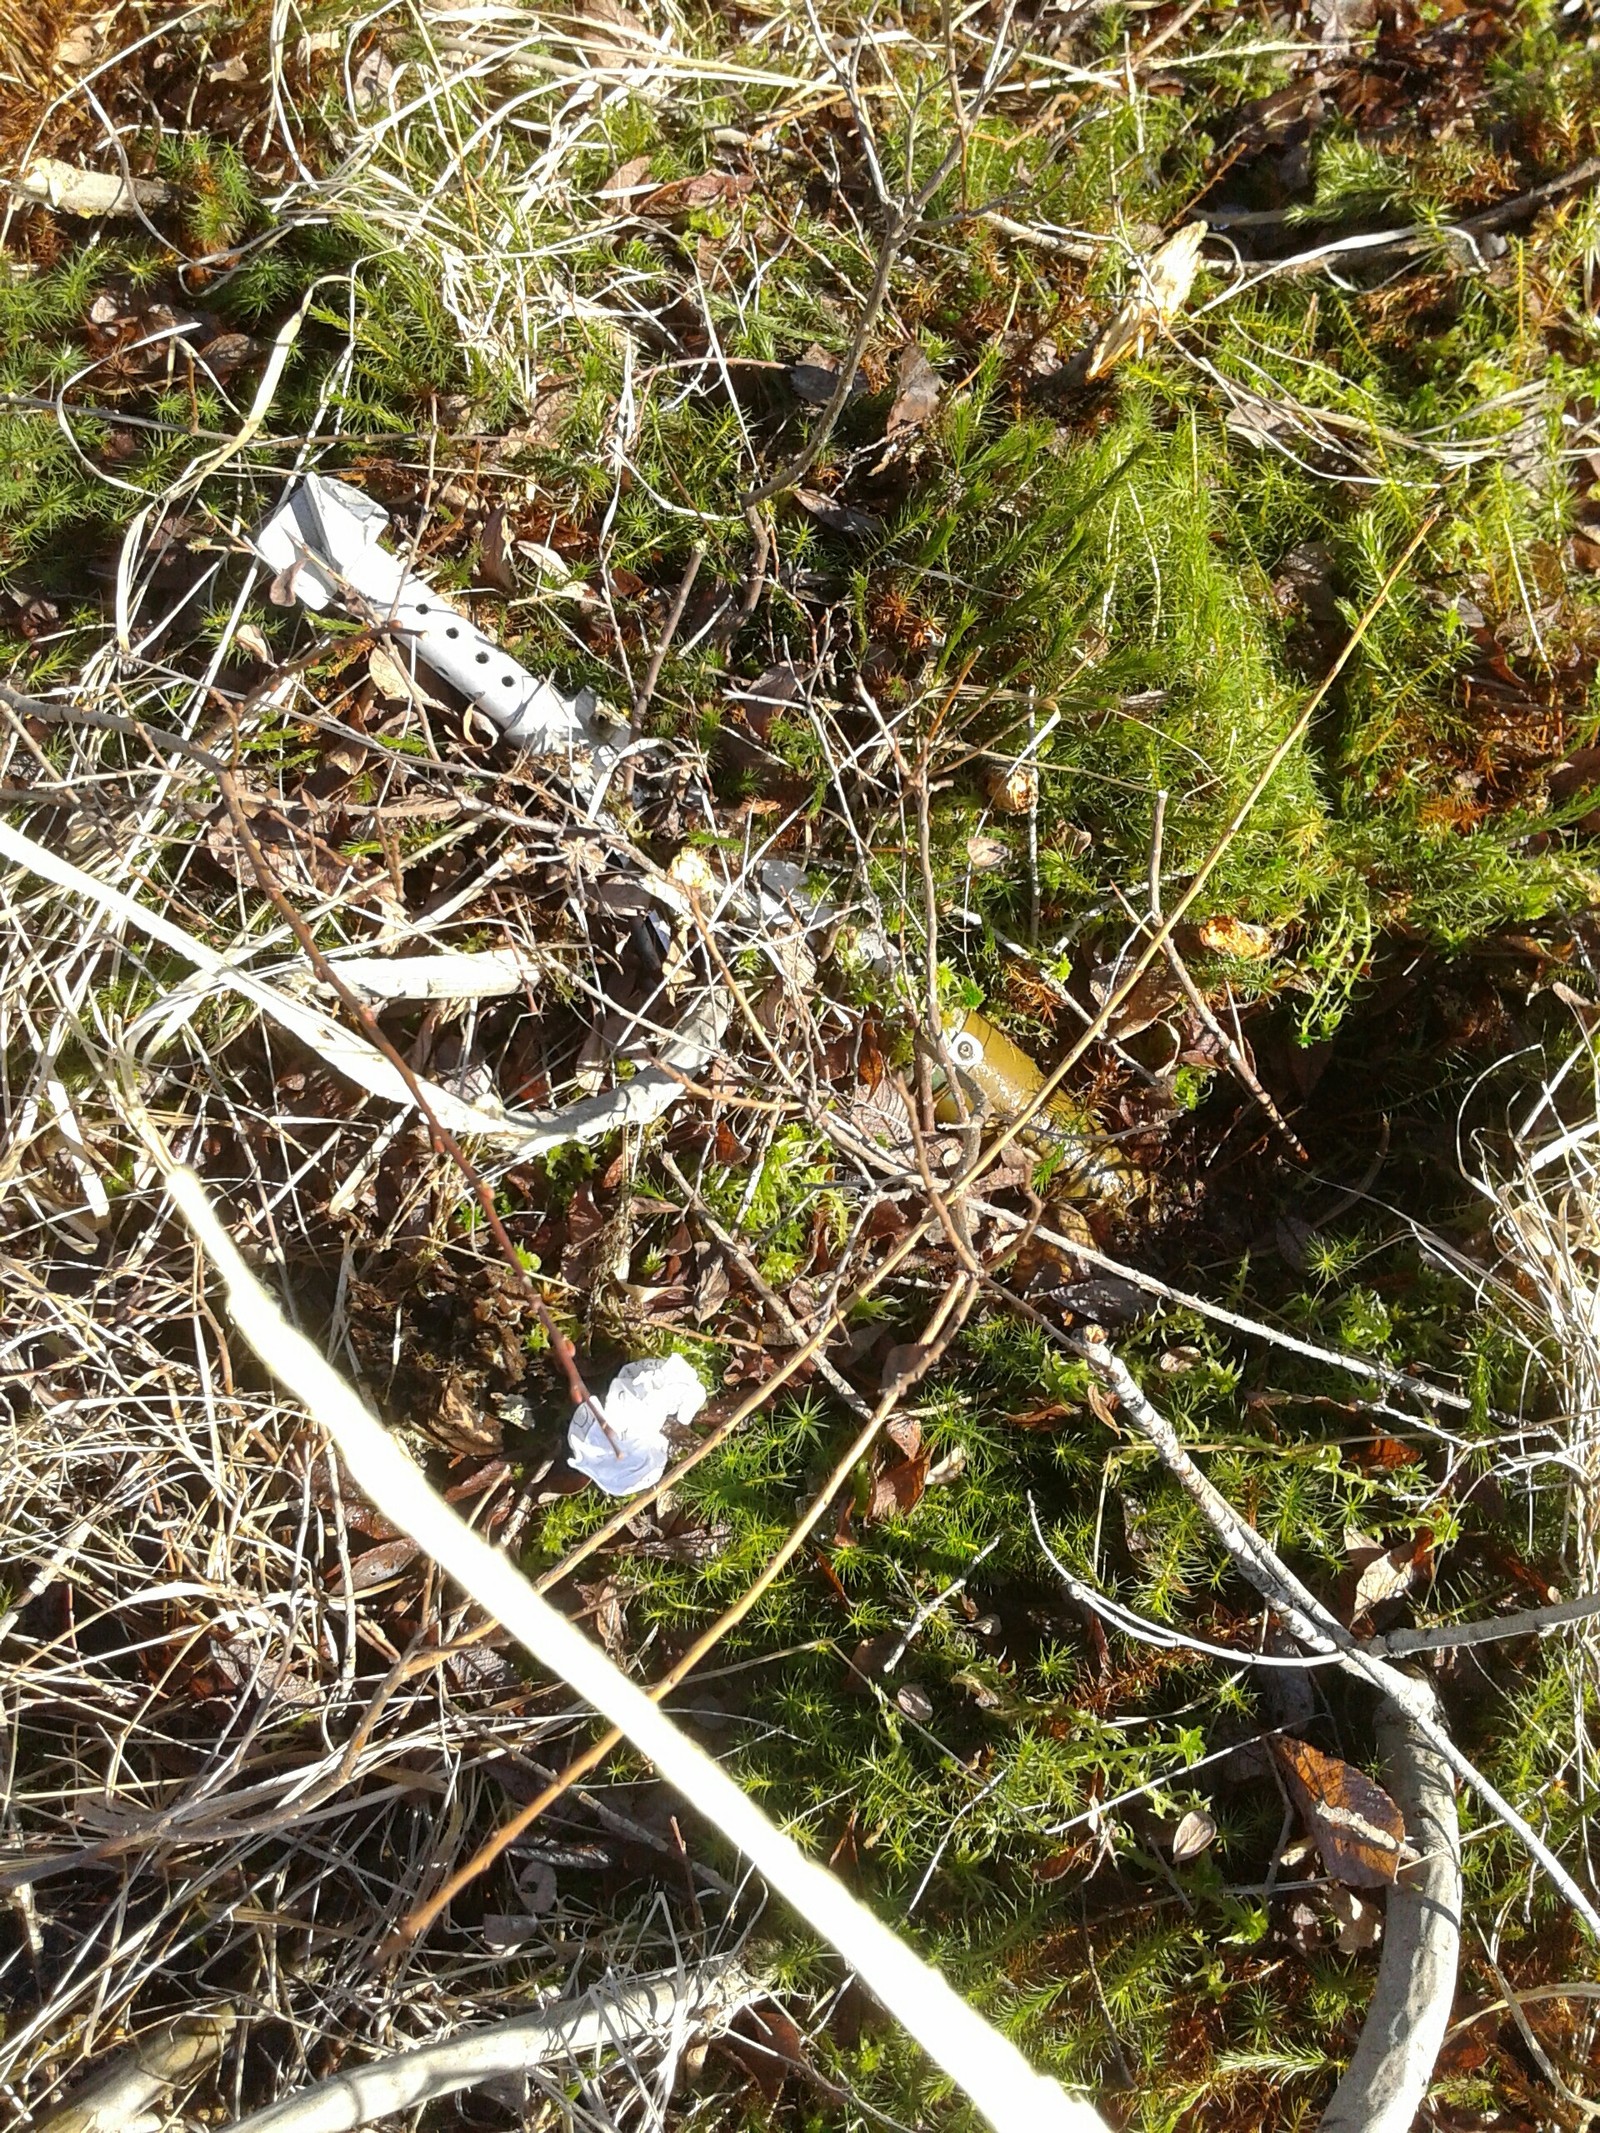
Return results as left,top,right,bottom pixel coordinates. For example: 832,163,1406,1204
388,1276,975,1949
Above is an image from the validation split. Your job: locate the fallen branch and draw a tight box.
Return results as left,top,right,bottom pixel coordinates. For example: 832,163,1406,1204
1055,1334,1600,1943
151,1148,1106,2133
1317,1684,1462,2133
40,2013,234,2133
225,1966,756,2133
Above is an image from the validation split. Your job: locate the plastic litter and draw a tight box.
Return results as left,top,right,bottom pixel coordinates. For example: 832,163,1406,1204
253,474,612,768
567,1354,708,1495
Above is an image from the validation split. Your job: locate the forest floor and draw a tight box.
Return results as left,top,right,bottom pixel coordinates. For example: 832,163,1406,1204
5,1,1600,2128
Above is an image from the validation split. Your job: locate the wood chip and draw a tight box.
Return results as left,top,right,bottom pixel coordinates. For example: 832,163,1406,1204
14,159,170,218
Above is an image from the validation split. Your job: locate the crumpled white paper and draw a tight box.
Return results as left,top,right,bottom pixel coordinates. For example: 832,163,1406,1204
567,1354,708,1495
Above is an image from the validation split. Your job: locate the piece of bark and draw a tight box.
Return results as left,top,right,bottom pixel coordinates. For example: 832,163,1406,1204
13,159,170,217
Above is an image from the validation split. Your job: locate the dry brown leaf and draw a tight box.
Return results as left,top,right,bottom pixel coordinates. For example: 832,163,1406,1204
794,488,882,540
1348,1531,1431,1627
1085,1379,1120,1430
723,2002,813,2107
1327,1885,1383,1952
478,507,518,594
598,153,653,199
1272,1736,1405,1888
640,171,754,217
576,1578,628,1656
206,796,404,924
571,0,657,63
887,343,941,434
965,833,1008,870
1085,221,1207,381
790,345,839,405
368,642,450,710
886,1413,922,1461
1089,961,1184,1041
985,763,1038,814
345,1534,421,1590
867,1450,928,1524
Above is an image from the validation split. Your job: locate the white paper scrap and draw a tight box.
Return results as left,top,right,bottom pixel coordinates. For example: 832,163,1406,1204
567,1354,708,1495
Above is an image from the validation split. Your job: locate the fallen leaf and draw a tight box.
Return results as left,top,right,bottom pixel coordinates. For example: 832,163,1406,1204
1085,221,1207,381
196,331,261,378
640,171,754,217
479,506,518,594
846,1633,897,1688
481,1916,536,1956
986,763,1038,814
727,660,804,737
1085,1379,1120,1430
1272,1736,1406,1888
880,1341,936,1390
895,1682,934,1722
1171,1809,1217,1864
965,833,1008,870
887,343,941,434
790,345,839,404
1271,540,1341,624
1282,1898,1323,1955
1088,961,1183,1040
54,22,100,68
351,43,395,108
1051,1275,1148,1326
886,1413,922,1461
868,1450,928,1524
1348,1531,1431,1628
722,2002,812,2107
794,488,882,540
598,153,653,200
1312,0,1377,60
571,0,657,63
576,1578,628,1656
1195,915,1275,959
345,1534,421,1590
1158,1344,1204,1373
368,642,449,710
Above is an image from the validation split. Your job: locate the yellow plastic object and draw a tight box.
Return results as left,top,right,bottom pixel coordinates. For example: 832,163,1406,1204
933,1009,1133,1204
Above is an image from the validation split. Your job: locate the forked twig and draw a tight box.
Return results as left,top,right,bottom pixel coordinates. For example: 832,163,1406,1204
1047,1333,1600,1944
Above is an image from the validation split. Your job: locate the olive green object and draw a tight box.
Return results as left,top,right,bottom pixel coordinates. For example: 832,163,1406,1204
933,1009,1133,1204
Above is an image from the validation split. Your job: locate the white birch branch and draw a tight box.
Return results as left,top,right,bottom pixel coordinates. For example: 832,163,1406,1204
225,1966,756,2133
1069,1336,1600,1942
156,1156,1107,2133
1317,1684,1462,2133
